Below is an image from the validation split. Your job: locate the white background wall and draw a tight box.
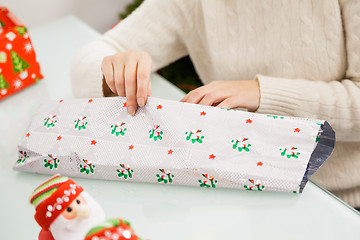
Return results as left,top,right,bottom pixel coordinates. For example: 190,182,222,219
1,0,133,33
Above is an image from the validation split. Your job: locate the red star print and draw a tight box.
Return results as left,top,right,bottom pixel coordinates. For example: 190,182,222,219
294,128,301,133
25,133,30,137
128,145,134,150
246,119,252,124
209,154,216,159
157,104,162,110
123,102,127,108
168,149,173,155
200,111,206,116
59,100,63,103
257,161,263,166
88,99,93,103
57,136,62,141
91,140,97,145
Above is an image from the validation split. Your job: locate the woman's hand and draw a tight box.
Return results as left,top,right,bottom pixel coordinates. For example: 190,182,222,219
181,80,260,112
101,51,153,115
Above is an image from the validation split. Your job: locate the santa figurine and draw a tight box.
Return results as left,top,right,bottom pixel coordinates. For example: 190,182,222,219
29,174,106,240
84,218,140,240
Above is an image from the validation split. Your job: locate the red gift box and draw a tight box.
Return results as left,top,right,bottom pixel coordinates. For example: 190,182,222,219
0,7,43,100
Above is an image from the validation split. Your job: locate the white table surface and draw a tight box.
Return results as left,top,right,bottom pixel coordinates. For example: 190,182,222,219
0,16,359,240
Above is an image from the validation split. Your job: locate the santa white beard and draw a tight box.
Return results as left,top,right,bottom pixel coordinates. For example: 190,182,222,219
49,191,106,240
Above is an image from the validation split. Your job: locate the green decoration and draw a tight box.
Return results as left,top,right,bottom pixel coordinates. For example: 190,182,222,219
10,50,30,74
244,179,264,191
14,26,27,36
185,129,204,144
17,151,28,164
111,122,127,136
156,169,174,184
315,123,322,142
0,73,9,89
149,125,163,141
44,154,59,170
117,164,133,179
74,116,88,131
266,115,284,119
199,173,217,188
80,159,95,174
280,147,300,159
44,115,57,128
232,138,251,152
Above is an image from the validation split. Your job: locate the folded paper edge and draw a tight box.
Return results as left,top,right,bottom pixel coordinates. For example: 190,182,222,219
299,121,335,193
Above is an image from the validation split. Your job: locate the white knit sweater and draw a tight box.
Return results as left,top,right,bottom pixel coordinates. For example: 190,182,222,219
71,0,360,207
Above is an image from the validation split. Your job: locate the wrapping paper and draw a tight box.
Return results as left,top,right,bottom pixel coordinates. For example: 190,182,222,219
0,7,43,100
14,97,335,193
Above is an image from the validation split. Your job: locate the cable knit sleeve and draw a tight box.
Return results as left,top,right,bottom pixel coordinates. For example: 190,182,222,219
255,0,360,142
70,0,188,98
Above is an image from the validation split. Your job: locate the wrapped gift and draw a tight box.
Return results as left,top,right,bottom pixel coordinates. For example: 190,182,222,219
0,7,43,100
14,97,335,193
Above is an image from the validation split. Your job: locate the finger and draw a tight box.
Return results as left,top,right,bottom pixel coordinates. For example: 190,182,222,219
198,92,225,106
113,56,126,97
136,53,152,106
216,97,240,109
148,79,152,97
180,90,192,102
101,56,116,93
181,86,208,104
124,54,139,115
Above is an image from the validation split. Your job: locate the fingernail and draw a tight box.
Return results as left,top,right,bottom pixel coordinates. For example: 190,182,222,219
138,98,145,107
128,106,135,115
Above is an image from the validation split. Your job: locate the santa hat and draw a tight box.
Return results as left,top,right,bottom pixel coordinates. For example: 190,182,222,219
29,174,83,230
84,218,139,240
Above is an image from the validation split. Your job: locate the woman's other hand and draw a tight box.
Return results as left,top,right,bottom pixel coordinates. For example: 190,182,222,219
181,80,260,112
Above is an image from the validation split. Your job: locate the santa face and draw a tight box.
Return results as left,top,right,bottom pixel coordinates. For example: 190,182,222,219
49,191,106,240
